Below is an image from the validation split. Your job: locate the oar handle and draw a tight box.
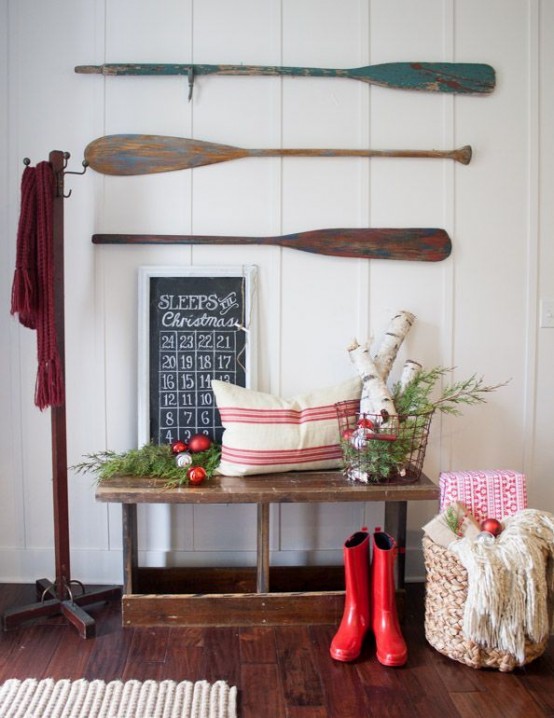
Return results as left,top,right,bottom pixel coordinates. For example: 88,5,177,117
74,63,337,77
194,64,340,78
92,234,263,245
253,145,472,165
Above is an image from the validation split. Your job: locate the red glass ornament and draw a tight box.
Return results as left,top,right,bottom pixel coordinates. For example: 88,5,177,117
480,518,503,536
357,416,375,430
187,466,207,485
171,440,187,454
188,434,212,453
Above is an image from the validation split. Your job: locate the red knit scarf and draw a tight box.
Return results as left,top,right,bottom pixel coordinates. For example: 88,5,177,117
11,161,65,410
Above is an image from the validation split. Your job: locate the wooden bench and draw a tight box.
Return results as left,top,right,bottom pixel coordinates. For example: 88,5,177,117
96,470,439,627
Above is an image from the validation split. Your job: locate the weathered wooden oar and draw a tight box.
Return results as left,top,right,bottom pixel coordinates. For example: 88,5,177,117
92,228,452,262
84,134,472,175
75,61,495,96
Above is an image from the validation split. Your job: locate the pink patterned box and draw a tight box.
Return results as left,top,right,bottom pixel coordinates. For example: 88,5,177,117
439,469,527,523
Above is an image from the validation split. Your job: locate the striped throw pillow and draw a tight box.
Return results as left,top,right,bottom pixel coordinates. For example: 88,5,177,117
211,377,361,476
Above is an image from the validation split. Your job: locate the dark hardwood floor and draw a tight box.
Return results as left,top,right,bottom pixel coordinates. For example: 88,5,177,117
1,583,553,717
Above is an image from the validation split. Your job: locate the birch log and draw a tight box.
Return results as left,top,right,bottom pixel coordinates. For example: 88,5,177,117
399,359,423,392
373,310,416,381
348,341,396,419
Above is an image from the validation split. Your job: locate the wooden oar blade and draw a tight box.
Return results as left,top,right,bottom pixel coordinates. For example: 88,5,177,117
84,134,247,175
278,228,452,261
352,62,495,95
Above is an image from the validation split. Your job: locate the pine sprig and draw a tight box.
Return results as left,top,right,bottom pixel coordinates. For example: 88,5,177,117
72,442,222,487
393,367,509,416
443,505,462,534
431,374,510,415
393,366,448,415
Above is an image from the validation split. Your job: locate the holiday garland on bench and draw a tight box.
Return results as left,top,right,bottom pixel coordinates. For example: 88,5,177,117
74,439,221,487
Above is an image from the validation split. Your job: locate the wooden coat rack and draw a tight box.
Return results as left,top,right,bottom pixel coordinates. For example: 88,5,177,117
2,150,120,638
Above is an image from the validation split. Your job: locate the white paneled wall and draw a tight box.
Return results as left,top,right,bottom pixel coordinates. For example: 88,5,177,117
1,0,553,583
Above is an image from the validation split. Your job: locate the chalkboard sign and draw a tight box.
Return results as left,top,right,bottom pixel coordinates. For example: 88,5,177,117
138,266,257,446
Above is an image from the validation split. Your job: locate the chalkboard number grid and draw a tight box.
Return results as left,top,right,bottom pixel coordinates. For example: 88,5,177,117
138,266,256,446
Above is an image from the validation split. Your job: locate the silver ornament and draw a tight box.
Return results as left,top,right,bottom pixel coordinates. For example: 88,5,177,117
351,427,368,449
175,452,193,468
476,530,495,546
347,468,369,484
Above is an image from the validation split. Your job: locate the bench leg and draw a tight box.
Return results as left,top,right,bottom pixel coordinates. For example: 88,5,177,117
256,503,270,593
384,500,407,589
122,504,138,595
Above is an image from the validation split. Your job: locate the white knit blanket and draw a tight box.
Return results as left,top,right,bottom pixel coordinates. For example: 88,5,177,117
450,509,554,664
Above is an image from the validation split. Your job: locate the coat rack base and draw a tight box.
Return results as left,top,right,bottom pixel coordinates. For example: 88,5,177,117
2,580,121,639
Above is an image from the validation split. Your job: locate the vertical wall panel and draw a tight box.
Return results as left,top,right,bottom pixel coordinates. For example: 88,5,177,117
533,0,554,510
280,0,369,395
0,0,23,565
452,0,530,471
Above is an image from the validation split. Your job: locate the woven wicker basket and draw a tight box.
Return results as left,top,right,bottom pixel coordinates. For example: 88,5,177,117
422,534,548,672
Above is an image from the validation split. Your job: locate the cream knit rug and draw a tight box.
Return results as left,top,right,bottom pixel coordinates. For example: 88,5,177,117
0,678,237,718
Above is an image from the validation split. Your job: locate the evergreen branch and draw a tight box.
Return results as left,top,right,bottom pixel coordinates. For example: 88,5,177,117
443,505,462,534
72,442,222,487
431,374,510,415
392,367,509,416
392,366,449,415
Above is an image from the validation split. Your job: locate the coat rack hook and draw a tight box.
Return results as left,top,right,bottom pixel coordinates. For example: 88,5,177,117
63,159,89,178
60,159,89,198
23,157,31,166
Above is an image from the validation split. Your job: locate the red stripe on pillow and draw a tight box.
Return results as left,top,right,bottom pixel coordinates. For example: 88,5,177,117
219,407,335,424
220,399,359,425
221,444,342,466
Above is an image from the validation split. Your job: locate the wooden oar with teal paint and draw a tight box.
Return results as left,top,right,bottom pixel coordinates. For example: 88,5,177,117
75,61,495,98
84,134,472,175
92,228,452,262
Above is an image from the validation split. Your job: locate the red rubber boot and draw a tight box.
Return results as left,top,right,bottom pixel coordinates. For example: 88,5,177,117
371,528,408,667
330,529,370,662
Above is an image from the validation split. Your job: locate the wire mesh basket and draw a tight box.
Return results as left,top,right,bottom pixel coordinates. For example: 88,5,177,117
335,401,433,484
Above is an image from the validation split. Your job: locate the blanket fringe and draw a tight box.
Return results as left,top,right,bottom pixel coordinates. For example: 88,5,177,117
450,509,554,663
